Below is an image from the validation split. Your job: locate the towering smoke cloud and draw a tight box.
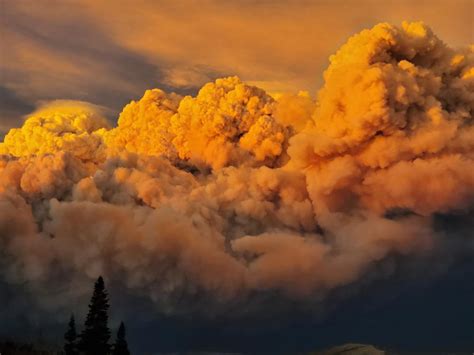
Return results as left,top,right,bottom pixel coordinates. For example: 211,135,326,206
0,100,110,162
105,77,290,169
0,22,473,325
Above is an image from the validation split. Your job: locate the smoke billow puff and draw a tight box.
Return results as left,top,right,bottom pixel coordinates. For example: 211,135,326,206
104,76,290,170
0,22,473,320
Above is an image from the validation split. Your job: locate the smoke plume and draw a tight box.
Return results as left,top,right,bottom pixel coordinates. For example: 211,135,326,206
0,22,473,325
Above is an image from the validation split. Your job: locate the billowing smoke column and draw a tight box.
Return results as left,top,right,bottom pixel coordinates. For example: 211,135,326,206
104,76,289,169
0,22,473,323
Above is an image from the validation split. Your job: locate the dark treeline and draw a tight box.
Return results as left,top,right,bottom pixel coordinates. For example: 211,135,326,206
0,277,130,355
63,276,131,355
0,341,55,355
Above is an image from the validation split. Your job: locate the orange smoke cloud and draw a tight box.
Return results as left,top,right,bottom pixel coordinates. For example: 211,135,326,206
0,100,110,162
0,22,473,318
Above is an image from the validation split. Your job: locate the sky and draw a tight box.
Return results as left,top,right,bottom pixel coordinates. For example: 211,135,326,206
1,0,472,135
0,1,474,353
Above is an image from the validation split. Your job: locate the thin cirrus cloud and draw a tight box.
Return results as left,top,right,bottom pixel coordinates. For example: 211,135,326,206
0,0,472,133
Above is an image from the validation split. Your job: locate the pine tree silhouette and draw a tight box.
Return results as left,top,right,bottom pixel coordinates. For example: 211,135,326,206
64,314,78,355
112,322,131,355
79,276,111,355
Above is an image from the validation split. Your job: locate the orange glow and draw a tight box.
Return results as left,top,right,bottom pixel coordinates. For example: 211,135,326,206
0,22,472,305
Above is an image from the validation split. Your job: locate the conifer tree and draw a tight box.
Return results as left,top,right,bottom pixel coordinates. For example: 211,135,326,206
64,314,78,355
79,276,111,354
112,321,131,355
